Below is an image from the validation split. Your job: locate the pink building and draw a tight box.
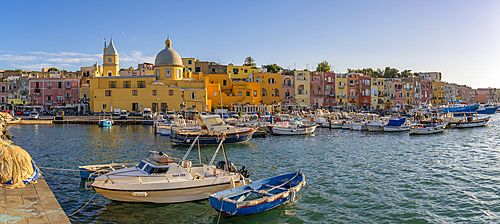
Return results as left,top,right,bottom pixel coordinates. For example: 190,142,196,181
29,78,80,109
0,82,8,108
394,80,404,108
310,72,324,110
322,72,336,110
420,80,433,105
457,85,474,105
281,72,295,111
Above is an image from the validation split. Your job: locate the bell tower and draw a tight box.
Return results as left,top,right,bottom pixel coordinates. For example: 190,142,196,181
103,38,119,76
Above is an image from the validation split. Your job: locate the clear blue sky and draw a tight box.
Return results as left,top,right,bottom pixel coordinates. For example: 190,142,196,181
1,0,499,88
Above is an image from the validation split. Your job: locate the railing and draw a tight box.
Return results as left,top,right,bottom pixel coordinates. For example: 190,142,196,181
337,95,346,98
349,83,355,86
66,97,72,100
66,85,71,89
285,96,293,99
329,94,335,97
34,93,40,96
282,85,293,87
349,96,358,98
338,85,345,89
46,100,52,103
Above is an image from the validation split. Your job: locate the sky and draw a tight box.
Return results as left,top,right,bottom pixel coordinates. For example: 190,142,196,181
1,0,499,89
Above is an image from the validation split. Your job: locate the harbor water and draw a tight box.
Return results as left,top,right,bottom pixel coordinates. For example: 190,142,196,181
9,114,500,223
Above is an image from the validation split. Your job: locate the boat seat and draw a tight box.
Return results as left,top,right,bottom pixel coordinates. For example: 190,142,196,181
195,171,215,179
264,184,287,191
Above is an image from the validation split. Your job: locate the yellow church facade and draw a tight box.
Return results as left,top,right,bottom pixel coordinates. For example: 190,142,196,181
90,38,212,113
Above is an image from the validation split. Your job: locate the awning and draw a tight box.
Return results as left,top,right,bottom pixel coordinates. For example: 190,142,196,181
299,104,308,107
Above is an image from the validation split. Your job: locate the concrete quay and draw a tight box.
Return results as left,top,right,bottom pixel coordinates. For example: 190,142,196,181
14,115,146,125
1,178,70,224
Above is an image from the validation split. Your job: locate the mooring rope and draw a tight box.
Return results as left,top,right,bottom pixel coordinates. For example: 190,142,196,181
38,166,81,172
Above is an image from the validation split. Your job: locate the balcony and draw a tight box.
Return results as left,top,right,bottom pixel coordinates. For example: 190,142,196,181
66,97,72,100
348,95,358,98
349,83,355,86
285,96,293,99
329,94,335,97
283,85,293,87
338,85,345,89
34,92,40,96
337,95,346,98
66,86,72,89
46,100,52,103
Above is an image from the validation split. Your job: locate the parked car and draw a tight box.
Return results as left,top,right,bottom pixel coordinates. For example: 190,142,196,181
16,111,23,115
142,108,152,120
23,110,30,116
29,111,39,120
119,110,128,120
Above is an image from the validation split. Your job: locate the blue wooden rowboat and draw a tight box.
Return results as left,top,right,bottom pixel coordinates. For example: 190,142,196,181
209,171,306,217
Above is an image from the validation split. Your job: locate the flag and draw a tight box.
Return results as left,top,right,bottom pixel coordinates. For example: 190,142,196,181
181,101,186,105
277,102,281,107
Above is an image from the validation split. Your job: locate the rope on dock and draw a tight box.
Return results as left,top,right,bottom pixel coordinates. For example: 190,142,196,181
183,200,221,223
38,166,80,172
68,189,99,217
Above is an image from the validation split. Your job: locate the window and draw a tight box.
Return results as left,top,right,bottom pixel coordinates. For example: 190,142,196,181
66,93,71,99
238,92,242,96
233,68,239,75
191,92,196,99
298,85,305,95
138,81,145,88
57,96,62,102
169,90,173,96
246,92,250,96
132,103,138,111
105,90,111,96
188,60,192,65
195,67,201,72
107,71,112,76
83,94,87,98
103,104,106,109
66,82,71,88
35,82,39,89
123,81,130,88
214,91,217,97
132,90,138,96
47,82,52,89
268,78,275,84
211,68,216,73
109,81,116,88
262,88,267,97
161,103,167,112
253,90,257,97
275,89,280,97
152,103,157,112
152,90,157,96
156,69,160,79
177,69,182,79
165,68,171,78
223,80,227,86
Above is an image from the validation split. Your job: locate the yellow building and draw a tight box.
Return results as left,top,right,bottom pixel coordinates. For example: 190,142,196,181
90,38,211,113
335,74,347,107
370,77,385,109
182,58,196,73
227,65,258,80
294,70,310,109
255,72,281,105
402,79,414,106
432,81,446,105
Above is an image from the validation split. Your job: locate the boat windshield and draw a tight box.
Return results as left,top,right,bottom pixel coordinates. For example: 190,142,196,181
143,151,175,166
206,117,225,126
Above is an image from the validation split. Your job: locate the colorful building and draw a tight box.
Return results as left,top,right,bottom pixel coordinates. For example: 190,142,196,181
335,74,347,109
281,71,295,111
347,73,359,110
29,77,80,109
383,79,394,109
393,80,403,109
432,81,446,105
90,38,211,113
420,80,433,105
322,72,336,110
310,71,323,110
0,82,8,109
294,70,310,109
358,75,371,110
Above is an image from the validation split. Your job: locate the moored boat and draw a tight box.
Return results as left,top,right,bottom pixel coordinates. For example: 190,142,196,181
209,171,306,217
450,115,490,128
79,162,138,179
271,121,317,135
409,122,447,135
383,117,410,132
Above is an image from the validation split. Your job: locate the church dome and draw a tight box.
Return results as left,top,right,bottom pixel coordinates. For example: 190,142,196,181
154,38,184,67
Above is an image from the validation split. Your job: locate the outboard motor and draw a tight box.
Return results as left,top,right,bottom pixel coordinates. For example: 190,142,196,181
239,166,250,178
216,160,238,173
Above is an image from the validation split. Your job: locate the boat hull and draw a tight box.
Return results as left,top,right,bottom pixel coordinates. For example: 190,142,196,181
367,124,384,132
477,106,499,114
271,125,316,135
410,123,446,135
170,128,256,145
451,118,490,128
383,126,410,132
209,172,306,217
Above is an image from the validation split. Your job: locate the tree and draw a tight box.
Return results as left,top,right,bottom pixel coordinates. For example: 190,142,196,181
316,61,331,72
14,69,23,73
400,69,412,78
383,67,399,78
48,67,59,72
244,57,255,67
347,68,374,76
264,63,282,73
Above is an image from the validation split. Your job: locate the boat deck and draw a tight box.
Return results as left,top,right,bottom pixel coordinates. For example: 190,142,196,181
1,178,70,223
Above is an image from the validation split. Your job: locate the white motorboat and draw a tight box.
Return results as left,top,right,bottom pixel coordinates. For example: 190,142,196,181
271,121,317,135
367,117,389,132
90,137,250,203
351,120,368,131
410,122,447,135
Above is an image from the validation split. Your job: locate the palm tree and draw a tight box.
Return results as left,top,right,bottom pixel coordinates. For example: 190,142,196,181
244,57,255,67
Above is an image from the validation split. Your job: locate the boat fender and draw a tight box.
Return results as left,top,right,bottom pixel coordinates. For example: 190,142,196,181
84,181,92,190
186,139,191,143
230,177,235,188
132,192,148,197
290,189,296,203
241,176,246,186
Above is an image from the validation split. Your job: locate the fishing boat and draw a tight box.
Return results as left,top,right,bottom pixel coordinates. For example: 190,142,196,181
170,115,256,145
91,136,251,203
79,162,138,179
383,117,410,132
367,117,389,132
98,118,113,127
270,121,317,135
441,102,479,115
409,122,447,135
450,115,490,128
209,171,306,217
476,104,499,114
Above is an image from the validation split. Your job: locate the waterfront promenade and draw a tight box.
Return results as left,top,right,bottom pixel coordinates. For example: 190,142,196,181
15,115,144,125
2,179,70,223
